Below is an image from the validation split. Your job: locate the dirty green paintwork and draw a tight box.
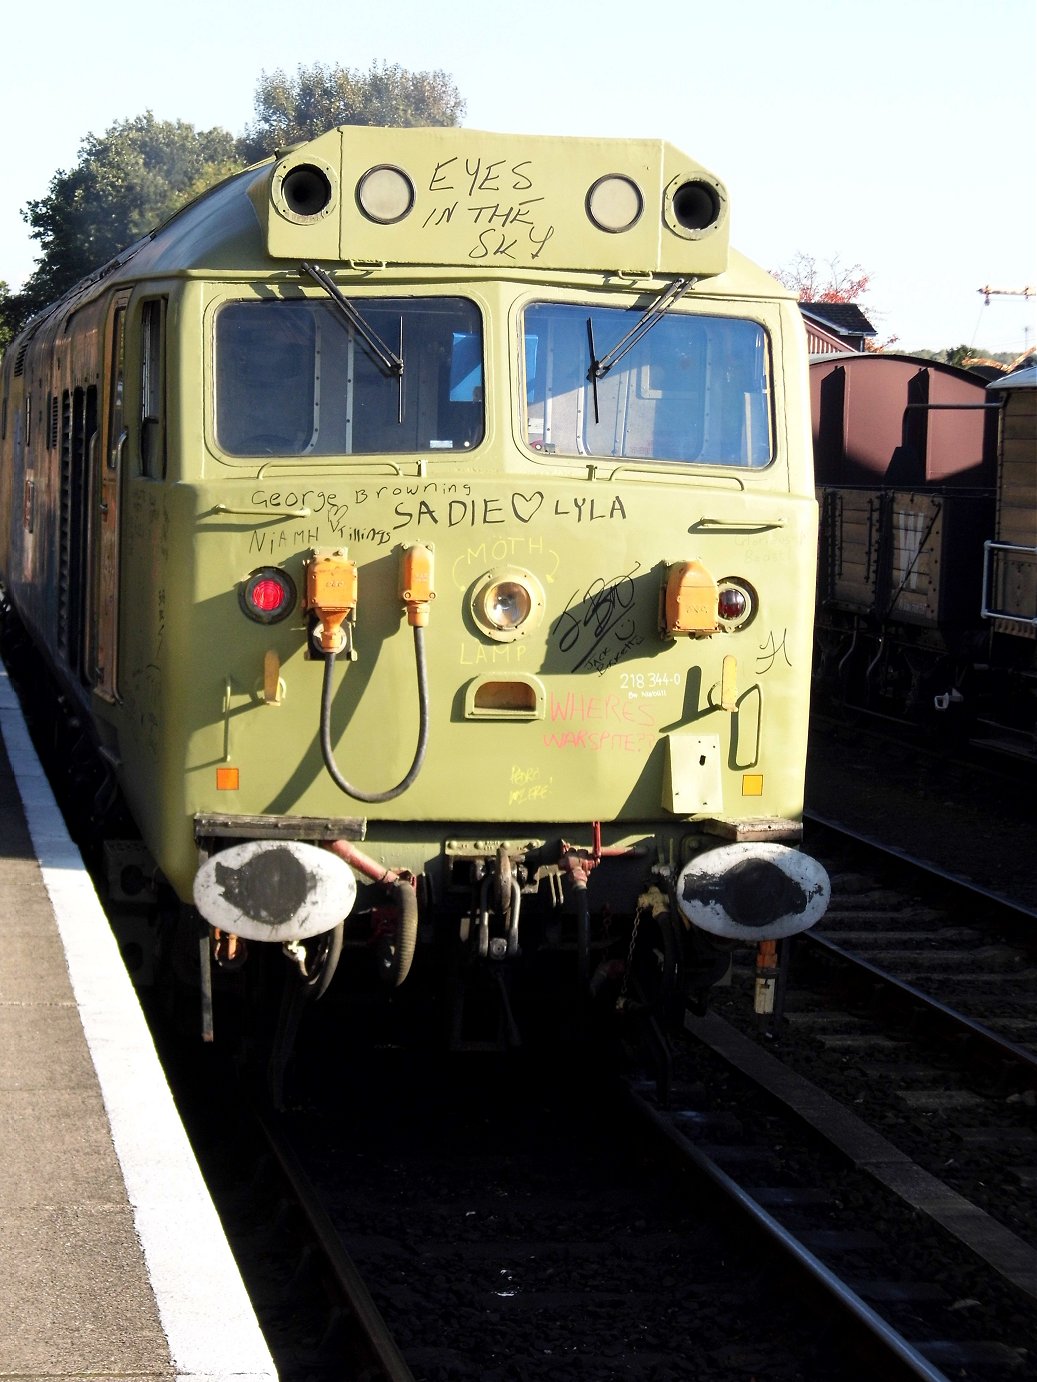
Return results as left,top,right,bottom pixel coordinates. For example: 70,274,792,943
2,126,816,902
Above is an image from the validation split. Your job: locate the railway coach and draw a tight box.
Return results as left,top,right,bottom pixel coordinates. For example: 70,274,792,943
0,125,829,1067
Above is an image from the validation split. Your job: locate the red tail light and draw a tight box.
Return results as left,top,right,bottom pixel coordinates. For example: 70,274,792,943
717,587,747,621
240,568,297,624
716,579,756,630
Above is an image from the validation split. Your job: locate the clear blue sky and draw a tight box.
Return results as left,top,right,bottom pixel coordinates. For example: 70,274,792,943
4,0,1034,354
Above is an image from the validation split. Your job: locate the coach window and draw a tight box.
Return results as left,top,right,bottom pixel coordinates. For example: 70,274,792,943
140,299,166,478
523,303,771,467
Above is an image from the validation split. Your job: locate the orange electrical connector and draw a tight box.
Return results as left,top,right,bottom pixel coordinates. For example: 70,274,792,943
660,559,718,637
305,551,358,652
400,544,435,627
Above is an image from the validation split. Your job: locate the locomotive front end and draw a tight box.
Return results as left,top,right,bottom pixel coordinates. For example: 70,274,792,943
104,125,829,1059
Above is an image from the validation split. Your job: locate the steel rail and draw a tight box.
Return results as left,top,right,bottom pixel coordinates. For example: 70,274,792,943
801,811,1037,1085
801,929,1037,1083
624,1083,954,1382
803,809,1037,937
257,1113,417,1382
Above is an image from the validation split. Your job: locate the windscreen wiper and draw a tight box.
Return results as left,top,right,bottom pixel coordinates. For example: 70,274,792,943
587,277,692,382
301,261,404,377
586,317,601,423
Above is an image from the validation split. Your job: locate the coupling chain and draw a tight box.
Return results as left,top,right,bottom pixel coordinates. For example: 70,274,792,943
615,909,642,1012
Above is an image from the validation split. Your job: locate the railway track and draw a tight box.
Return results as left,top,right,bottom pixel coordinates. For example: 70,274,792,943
162,955,1037,1382
120,798,1037,1380
12,650,1037,1377
238,1047,968,1382
666,813,1037,1379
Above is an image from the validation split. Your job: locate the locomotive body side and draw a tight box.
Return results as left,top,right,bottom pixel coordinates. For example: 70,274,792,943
0,127,828,1049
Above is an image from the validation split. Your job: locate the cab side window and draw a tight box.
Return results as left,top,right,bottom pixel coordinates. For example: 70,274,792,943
140,299,166,478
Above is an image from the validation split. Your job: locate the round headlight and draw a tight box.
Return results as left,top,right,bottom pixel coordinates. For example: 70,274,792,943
586,174,644,233
470,568,545,642
483,581,532,630
356,165,415,224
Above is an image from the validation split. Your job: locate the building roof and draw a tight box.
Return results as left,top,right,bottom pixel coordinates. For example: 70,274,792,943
987,363,1036,391
799,302,877,338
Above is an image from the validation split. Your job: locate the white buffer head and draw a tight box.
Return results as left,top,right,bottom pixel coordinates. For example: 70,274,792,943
193,839,357,942
676,842,830,942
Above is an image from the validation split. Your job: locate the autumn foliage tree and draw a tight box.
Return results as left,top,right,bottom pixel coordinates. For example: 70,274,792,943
771,252,898,350
770,252,872,303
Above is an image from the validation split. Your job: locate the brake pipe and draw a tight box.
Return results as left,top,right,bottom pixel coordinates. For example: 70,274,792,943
323,840,407,885
559,841,649,862
560,851,592,989
553,827,647,990
324,839,417,987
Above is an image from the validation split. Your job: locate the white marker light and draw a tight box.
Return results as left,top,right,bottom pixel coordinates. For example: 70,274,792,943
357,165,415,224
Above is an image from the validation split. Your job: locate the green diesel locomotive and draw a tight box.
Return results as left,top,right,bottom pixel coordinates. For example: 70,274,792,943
0,126,828,1059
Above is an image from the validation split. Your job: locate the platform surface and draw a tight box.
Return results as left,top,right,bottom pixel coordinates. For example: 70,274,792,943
0,663,276,1381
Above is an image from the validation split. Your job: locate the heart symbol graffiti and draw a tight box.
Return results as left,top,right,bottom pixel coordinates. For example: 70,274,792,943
511,491,544,523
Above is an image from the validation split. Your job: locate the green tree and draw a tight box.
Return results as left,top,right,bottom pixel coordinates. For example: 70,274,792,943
0,281,34,355
239,61,465,164
942,344,976,368
4,65,467,341
0,282,15,356
17,113,241,324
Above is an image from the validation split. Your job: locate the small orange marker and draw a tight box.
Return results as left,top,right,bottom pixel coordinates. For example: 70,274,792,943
216,767,240,790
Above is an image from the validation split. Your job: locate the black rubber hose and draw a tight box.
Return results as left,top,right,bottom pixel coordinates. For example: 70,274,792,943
319,626,429,802
385,877,418,987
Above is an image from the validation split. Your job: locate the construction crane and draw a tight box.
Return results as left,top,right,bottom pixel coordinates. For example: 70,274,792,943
975,285,1035,361
978,285,1034,304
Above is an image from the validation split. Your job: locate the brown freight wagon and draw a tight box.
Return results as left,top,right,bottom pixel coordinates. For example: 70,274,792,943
811,354,1035,751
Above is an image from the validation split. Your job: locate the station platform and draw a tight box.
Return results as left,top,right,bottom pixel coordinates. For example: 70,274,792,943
0,662,276,1382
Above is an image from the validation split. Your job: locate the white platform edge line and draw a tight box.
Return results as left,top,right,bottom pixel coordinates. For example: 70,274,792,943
0,663,278,1382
